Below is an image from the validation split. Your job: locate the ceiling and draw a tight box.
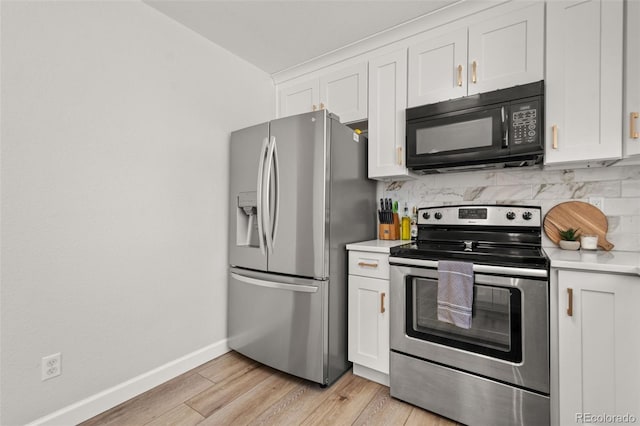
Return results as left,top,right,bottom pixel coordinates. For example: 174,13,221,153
144,1,460,75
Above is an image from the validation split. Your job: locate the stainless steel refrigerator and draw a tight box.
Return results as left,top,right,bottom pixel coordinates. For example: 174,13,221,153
228,110,376,386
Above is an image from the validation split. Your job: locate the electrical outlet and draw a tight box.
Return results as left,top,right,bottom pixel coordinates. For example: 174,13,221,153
589,197,604,211
41,353,61,381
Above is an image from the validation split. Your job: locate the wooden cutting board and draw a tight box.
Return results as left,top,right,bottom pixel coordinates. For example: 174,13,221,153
543,201,614,250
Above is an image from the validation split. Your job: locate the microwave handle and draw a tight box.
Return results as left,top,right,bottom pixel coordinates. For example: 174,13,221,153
501,106,509,148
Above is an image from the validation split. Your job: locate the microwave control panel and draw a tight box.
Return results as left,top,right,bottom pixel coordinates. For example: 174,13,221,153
511,102,539,145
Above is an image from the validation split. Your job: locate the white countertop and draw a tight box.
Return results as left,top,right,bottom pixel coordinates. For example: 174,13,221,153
544,247,640,276
345,239,405,254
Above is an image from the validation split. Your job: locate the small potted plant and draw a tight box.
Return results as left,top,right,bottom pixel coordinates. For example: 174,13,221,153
558,228,581,250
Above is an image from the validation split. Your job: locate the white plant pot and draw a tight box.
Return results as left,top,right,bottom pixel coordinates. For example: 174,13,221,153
559,240,581,250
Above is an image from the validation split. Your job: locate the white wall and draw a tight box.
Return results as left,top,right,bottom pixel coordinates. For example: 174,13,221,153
0,1,274,424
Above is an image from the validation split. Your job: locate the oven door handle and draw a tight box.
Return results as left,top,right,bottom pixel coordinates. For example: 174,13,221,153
389,257,547,278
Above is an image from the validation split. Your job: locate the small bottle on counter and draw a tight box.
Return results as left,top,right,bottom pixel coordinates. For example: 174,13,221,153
401,203,411,240
410,206,418,240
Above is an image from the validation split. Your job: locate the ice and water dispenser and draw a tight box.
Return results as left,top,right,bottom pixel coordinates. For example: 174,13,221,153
236,191,260,247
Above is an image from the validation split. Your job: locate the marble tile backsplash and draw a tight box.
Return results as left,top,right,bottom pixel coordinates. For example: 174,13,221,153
379,164,640,252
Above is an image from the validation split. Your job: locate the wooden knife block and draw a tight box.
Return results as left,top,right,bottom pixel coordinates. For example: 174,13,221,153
379,213,400,240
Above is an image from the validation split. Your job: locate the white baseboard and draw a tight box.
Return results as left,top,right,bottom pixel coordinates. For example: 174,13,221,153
353,363,390,387
26,339,230,426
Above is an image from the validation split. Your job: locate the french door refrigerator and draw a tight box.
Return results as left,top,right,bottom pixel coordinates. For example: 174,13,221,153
228,110,376,386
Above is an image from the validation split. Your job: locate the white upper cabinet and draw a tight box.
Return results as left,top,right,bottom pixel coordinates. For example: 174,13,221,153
407,28,467,106
467,4,544,96
319,62,368,123
545,0,623,166
368,49,414,181
277,62,367,123
624,0,640,158
408,2,543,107
278,80,319,118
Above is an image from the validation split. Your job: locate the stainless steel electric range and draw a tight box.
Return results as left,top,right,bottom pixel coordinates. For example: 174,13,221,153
389,204,549,426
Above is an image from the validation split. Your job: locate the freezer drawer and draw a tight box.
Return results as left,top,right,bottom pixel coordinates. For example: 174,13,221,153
228,267,328,384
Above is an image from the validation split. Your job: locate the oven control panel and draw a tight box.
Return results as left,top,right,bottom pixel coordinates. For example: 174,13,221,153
418,205,541,227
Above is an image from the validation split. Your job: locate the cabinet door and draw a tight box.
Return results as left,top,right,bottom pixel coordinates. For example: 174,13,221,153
557,270,640,425
278,80,319,118
467,3,543,96
348,274,389,374
319,62,368,123
624,0,640,158
545,0,623,165
368,49,413,181
407,28,467,107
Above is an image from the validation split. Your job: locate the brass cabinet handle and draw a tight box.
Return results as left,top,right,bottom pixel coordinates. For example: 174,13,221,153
397,147,403,165
631,112,639,139
457,65,463,87
380,292,386,314
552,125,559,149
567,288,573,317
472,61,477,84
357,261,378,268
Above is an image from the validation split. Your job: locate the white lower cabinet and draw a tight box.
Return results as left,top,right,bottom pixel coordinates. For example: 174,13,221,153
554,269,640,425
348,250,390,386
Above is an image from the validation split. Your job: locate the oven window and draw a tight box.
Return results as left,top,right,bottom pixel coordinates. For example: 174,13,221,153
416,117,493,154
406,277,522,363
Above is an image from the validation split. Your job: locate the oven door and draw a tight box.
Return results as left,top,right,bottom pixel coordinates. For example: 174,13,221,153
406,105,507,170
390,258,549,394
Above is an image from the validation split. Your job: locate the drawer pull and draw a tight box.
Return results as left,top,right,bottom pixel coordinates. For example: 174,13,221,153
552,125,559,149
457,64,463,87
567,288,573,317
358,262,379,268
380,292,386,314
631,112,639,139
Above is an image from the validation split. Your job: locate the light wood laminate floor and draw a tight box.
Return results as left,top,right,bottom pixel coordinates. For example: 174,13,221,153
81,351,459,426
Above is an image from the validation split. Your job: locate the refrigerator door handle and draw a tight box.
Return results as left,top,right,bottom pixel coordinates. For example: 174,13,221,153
272,137,280,248
256,137,269,256
230,272,319,293
263,136,277,254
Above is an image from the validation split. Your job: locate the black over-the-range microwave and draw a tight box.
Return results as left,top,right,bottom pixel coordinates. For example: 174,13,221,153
405,81,544,173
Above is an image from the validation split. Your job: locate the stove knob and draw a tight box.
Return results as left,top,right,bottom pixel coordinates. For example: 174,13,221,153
506,211,516,220
434,212,443,220
522,211,533,221
422,212,430,220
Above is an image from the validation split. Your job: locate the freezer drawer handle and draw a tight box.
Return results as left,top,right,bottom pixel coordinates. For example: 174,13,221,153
231,272,319,293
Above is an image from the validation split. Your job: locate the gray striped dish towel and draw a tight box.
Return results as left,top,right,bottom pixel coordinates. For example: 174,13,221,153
437,260,474,329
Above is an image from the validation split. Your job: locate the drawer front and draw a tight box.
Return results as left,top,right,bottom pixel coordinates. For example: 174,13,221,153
349,251,390,279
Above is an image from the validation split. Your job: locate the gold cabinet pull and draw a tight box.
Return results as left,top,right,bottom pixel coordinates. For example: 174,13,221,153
631,112,639,139
457,65,463,87
471,61,477,84
567,288,573,316
380,292,386,314
357,261,378,268
396,147,403,165
552,125,559,149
